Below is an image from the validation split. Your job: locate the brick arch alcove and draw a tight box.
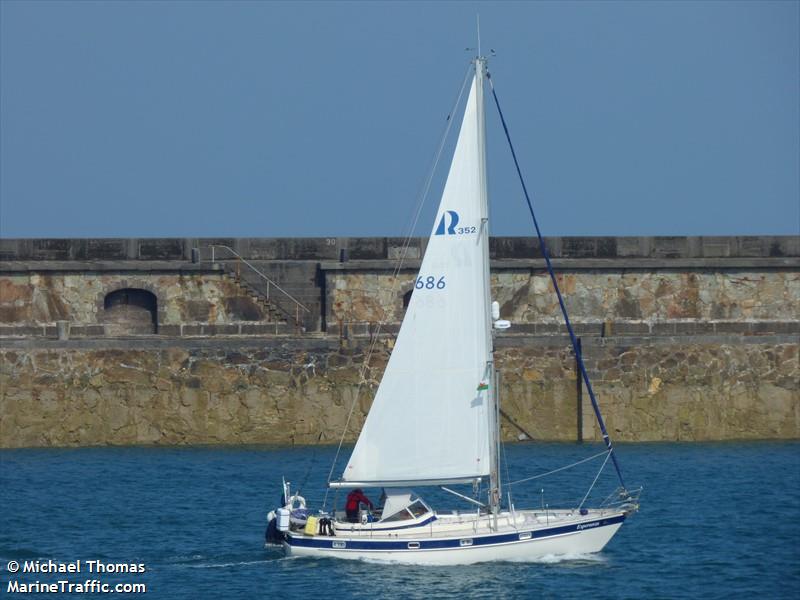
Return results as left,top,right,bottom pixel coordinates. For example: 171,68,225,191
402,288,413,309
97,280,166,336
398,286,414,319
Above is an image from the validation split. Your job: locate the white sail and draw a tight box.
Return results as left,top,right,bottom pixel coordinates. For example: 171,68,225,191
340,72,494,486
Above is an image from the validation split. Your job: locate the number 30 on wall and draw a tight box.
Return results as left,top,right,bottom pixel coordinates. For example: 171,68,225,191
415,275,446,290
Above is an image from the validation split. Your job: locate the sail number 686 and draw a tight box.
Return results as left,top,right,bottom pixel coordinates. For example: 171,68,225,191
415,275,446,290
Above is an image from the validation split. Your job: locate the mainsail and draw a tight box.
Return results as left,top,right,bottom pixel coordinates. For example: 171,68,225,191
339,72,494,486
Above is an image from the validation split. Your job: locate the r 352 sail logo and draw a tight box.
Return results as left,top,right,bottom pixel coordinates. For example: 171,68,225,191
434,210,477,236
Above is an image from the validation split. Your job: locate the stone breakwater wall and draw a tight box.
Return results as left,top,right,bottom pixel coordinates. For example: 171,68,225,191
1,236,797,448
0,270,273,329
2,235,798,338
327,270,799,327
1,336,796,448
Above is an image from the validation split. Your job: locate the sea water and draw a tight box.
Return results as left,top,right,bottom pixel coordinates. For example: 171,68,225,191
1,442,798,599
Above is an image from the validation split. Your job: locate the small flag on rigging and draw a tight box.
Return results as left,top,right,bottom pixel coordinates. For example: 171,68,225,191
477,381,489,391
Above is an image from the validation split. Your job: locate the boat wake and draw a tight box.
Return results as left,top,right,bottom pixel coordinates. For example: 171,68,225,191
163,553,279,569
353,552,608,567
529,552,608,565
183,559,272,569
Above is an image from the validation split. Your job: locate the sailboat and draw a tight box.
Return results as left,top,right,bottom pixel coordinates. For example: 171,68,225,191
265,56,640,565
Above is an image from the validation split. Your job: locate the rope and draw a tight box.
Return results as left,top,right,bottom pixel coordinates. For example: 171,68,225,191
578,449,612,510
486,71,626,490
507,449,609,486
322,65,474,508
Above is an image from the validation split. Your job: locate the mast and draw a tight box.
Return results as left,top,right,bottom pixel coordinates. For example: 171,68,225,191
475,56,500,517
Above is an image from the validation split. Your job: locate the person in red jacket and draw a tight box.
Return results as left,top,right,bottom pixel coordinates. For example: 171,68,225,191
345,488,373,523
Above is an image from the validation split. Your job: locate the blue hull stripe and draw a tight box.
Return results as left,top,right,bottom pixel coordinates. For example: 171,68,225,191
287,514,625,551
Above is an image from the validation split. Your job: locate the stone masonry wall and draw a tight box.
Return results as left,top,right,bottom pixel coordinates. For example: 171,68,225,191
2,235,797,263
3,236,797,337
1,236,796,449
328,271,799,327
1,336,796,448
0,272,272,331
497,337,799,442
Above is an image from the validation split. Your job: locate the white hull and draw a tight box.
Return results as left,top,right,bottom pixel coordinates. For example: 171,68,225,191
281,509,625,566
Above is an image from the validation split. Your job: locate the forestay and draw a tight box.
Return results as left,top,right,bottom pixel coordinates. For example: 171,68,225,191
340,73,494,486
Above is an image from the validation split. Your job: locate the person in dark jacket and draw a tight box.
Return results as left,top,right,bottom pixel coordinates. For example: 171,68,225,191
345,488,373,523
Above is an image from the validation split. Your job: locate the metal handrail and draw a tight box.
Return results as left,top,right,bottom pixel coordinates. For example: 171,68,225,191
207,245,311,322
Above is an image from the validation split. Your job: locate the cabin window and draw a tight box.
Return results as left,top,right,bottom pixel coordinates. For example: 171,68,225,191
408,500,429,518
103,288,158,335
381,508,414,522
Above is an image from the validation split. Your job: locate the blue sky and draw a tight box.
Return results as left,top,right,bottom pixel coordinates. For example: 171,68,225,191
1,1,797,238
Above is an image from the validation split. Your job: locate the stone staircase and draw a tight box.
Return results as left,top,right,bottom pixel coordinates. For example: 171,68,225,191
221,265,306,332
204,244,319,333
224,270,283,321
